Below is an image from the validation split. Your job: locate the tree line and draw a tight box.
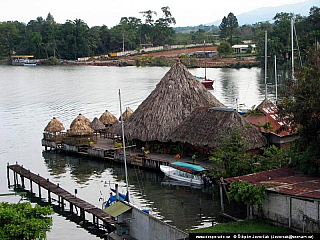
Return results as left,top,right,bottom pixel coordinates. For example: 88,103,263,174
0,7,176,60
0,6,319,62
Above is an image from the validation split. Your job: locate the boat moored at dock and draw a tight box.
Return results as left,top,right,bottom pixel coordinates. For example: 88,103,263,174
160,161,206,185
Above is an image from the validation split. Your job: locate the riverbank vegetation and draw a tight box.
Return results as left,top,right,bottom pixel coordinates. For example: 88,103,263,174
0,6,318,66
0,202,54,239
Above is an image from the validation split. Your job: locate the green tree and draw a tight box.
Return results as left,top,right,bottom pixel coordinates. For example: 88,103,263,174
209,130,253,178
280,46,320,176
219,12,239,45
0,202,54,240
0,21,22,58
217,41,232,56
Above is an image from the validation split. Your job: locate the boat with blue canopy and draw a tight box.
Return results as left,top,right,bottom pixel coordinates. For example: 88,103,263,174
160,161,207,185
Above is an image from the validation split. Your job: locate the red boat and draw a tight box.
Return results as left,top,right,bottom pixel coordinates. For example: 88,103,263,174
195,76,214,88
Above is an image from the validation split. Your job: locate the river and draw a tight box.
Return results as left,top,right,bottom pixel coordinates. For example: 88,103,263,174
0,64,285,239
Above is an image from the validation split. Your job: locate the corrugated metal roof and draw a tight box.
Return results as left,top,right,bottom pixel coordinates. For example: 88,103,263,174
224,168,320,199
103,201,132,218
245,101,297,137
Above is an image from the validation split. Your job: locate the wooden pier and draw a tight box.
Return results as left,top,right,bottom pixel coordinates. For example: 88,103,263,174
7,163,116,234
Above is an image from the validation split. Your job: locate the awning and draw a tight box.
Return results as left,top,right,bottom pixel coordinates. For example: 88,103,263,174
103,201,132,218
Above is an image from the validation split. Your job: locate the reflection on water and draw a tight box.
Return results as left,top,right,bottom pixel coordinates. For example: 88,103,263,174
0,65,287,237
42,151,220,231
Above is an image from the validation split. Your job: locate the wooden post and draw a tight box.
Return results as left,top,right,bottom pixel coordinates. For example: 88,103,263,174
48,190,51,204
7,164,10,187
61,198,64,211
38,183,41,199
219,179,224,213
30,179,33,193
13,171,17,188
21,176,25,189
70,202,73,213
288,196,292,228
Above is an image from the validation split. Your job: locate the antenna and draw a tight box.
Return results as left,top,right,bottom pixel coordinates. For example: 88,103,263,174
265,31,268,99
274,55,278,105
291,18,294,80
119,89,129,202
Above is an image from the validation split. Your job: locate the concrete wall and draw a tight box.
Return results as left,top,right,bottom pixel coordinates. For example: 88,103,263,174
255,192,320,232
128,207,188,240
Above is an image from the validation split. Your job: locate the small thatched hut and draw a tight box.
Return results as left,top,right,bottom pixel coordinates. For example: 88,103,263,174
110,62,224,142
169,107,267,150
99,110,118,127
69,119,94,136
119,107,134,122
70,114,91,128
44,117,65,133
90,117,105,134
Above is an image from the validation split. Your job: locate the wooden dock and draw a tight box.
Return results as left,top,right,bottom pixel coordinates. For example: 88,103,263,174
7,163,116,234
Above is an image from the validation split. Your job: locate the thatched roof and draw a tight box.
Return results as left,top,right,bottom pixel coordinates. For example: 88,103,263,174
99,110,118,125
90,117,105,131
70,114,91,128
169,107,267,150
44,117,65,133
69,119,93,136
110,62,225,142
256,98,276,110
120,107,134,121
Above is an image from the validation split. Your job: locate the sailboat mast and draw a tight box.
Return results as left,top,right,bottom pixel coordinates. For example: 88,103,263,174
275,55,278,105
204,40,207,80
265,31,268,99
291,18,294,80
119,89,129,201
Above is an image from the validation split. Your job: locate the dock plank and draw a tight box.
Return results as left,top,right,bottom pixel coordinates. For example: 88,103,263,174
7,164,116,230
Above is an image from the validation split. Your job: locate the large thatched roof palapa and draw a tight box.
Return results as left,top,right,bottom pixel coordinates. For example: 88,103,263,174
99,110,118,125
44,117,65,133
111,62,224,142
90,117,105,131
69,119,93,136
169,107,267,150
70,113,91,128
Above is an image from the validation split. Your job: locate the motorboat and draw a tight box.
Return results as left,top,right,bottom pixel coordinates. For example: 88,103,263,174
160,162,206,185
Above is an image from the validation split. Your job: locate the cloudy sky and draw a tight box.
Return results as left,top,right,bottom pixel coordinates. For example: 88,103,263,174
0,0,309,27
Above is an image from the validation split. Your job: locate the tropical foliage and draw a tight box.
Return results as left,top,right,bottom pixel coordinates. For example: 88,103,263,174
228,179,267,207
0,7,176,59
0,202,54,240
280,46,320,176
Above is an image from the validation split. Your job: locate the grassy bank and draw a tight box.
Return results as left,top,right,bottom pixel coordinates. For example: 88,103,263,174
190,219,294,233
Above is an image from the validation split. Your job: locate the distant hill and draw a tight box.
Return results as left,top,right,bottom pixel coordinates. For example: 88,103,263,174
208,0,318,26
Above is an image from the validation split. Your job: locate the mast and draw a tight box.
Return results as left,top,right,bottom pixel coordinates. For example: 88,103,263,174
264,31,268,99
204,40,207,80
119,89,129,202
291,18,294,80
274,55,278,105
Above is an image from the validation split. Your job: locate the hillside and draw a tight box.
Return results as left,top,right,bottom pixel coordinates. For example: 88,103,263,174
208,0,318,26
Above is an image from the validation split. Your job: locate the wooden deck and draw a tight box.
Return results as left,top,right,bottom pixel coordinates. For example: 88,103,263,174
7,164,116,233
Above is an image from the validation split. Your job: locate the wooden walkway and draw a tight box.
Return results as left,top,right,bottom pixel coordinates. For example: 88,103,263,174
7,164,116,233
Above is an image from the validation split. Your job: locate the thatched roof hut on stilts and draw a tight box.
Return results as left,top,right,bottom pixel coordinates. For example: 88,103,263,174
42,117,66,149
169,107,267,153
109,61,225,153
65,116,94,149
99,110,118,127
70,113,91,128
119,107,134,122
90,117,105,137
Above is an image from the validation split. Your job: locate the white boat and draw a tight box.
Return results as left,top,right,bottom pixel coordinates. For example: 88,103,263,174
160,162,206,185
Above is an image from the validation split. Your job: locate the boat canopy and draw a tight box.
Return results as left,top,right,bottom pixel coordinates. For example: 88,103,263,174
170,162,206,173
